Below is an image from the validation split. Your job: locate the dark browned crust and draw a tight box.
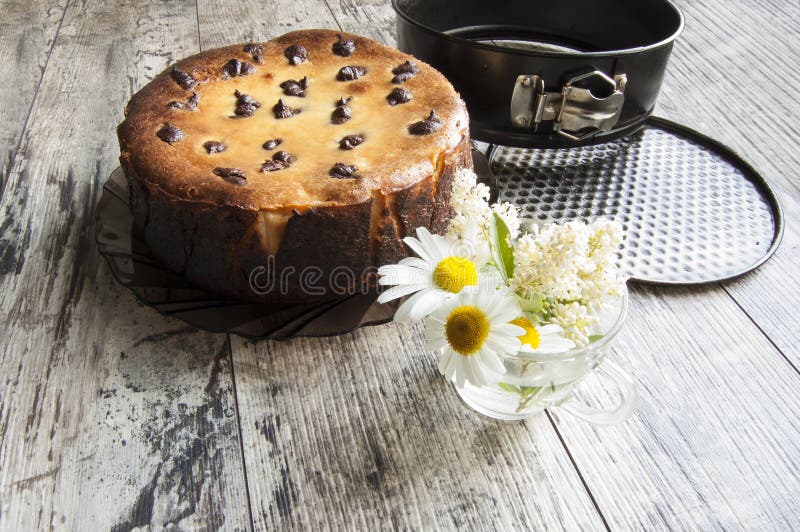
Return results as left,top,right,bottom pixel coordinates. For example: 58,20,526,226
118,30,472,303
122,134,470,302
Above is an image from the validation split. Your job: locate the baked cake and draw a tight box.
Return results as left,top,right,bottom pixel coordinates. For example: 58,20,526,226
117,29,470,302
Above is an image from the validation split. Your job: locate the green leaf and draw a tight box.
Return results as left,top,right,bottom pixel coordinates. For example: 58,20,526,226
519,386,541,400
498,382,521,394
519,293,543,313
588,334,604,343
488,212,515,281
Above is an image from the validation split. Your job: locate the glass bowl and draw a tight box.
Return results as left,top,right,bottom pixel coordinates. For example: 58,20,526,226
454,288,637,424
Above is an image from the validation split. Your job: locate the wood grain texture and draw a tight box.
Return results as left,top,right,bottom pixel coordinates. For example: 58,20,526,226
0,0,67,197
551,284,800,529
231,325,605,530
0,0,250,529
0,0,798,530
656,0,800,365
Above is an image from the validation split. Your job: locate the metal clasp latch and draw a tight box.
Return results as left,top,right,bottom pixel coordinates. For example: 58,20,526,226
510,71,627,141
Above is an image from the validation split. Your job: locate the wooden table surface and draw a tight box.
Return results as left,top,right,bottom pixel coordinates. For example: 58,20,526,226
1,0,798,530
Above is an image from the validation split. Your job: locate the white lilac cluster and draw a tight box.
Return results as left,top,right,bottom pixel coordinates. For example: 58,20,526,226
446,169,521,260
450,170,627,346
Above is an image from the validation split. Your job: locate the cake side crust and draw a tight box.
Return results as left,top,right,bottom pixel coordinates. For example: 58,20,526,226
122,133,471,302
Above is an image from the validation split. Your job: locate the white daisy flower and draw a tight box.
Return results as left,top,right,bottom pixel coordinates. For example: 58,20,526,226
509,316,575,354
377,227,484,322
425,290,524,388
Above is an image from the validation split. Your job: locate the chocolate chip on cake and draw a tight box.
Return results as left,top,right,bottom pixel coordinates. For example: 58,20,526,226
273,151,296,165
408,110,442,135
222,58,255,78
329,162,357,178
331,97,352,124
386,87,413,106
273,98,300,119
261,160,283,172
234,90,261,117
336,66,367,81
214,167,246,185
170,67,198,90
262,138,283,150
203,141,226,154
338,134,364,150
280,76,308,97
261,150,297,172
244,43,264,63
156,123,184,144
284,44,308,65
391,60,419,84
332,34,355,57
169,91,199,111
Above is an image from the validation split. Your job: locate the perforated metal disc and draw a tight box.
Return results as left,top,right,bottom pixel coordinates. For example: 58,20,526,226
486,117,783,285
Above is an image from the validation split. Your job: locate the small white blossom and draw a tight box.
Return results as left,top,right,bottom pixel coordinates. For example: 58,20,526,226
581,219,628,312
550,300,598,346
511,221,592,301
491,201,521,239
447,169,491,241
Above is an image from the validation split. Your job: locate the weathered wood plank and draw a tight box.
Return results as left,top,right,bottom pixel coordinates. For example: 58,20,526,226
0,0,250,529
656,0,800,365
550,284,800,529
0,0,67,196
232,325,606,530
324,0,397,46
197,0,605,529
196,0,341,50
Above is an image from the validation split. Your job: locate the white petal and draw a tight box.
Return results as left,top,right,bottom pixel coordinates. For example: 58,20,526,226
438,349,453,375
535,336,576,354
393,290,429,321
463,358,480,387
484,334,519,356
418,227,447,262
406,290,445,321
444,351,459,381
427,337,449,352
538,324,562,335
492,323,526,337
478,347,505,374
454,362,466,388
398,256,430,269
489,304,521,324
395,289,445,322
376,283,428,303
377,264,428,285
403,236,433,262
468,358,489,387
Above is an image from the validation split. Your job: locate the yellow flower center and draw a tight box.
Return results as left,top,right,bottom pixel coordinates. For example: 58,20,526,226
510,316,540,349
433,256,478,293
445,305,490,356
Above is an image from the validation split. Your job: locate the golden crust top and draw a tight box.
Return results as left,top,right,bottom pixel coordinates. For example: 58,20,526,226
118,29,468,211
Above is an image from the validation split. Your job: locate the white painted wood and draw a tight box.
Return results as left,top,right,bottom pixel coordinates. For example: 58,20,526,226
0,0,67,196
231,325,606,530
0,0,250,529
0,0,797,530
551,284,800,529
